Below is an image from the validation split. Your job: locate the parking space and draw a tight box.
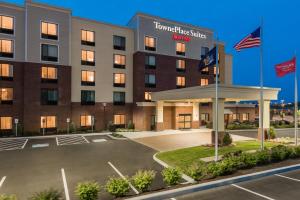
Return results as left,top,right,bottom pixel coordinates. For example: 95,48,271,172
177,169,300,200
0,135,164,199
0,138,28,151
56,135,89,146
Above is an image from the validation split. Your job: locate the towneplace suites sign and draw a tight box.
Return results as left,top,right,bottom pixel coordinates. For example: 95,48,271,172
153,21,207,39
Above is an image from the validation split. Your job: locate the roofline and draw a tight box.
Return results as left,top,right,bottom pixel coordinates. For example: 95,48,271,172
0,1,24,11
129,12,214,34
27,1,71,14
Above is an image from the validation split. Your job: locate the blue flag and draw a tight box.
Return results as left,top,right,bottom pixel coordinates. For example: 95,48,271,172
199,47,216,70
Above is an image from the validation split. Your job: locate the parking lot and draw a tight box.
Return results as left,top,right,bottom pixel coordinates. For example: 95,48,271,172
0,135,164,199
177,169,300,200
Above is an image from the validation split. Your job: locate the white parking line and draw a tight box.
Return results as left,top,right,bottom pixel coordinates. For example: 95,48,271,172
275,174,300,182
61,168,70,200
0,176,6,188
232,184,275,200
21,139,28,149
32,143,49,148
82,136,90,143
108,161,139,195
92,139,107,143
56,137,59,146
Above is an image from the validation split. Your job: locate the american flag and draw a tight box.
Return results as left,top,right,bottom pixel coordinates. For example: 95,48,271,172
234,27,261,51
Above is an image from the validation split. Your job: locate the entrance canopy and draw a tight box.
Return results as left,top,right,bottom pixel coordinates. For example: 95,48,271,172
152,84,280,102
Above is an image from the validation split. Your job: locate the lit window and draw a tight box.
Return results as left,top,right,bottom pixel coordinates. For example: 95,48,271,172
176,76,185,88
145,92,152,101
41,44,58,62
113,73,125,87
0,15,14,34
201,67,209,74
200,78,209,86
242,113,249,121
41,67,57,81
200,113,209,121
145,55,156,69
113,92,125,105
213,66,219,75
145,74,156,87
114,114,125,125
0,64,13,79
41,21,58,40
81,30,95,46
80,115,92,127
176,59,185,71
0,117,12,130
113,35,126,50
81,50,95,65
0,88,13,103
232,114,240,121
114,54,126,68
145,36,156,51
0,39,13,58
41,116,56,128
81,71,95,86
176,42,185,56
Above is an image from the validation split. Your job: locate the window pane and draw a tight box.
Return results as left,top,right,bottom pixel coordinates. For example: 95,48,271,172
0,88,13,100
145,36,156,47
86,31,94,42
41,116,56,128
1,16,13,30
114,55,125,65
114,115,125,125
87,51,94,62
145,92,151,101
0,117,12,130
48,23,57,36
48,45,58,57
176,42,185,52
1,40,12,53
0,64,12,77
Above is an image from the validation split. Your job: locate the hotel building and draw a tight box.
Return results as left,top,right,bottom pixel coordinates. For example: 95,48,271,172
0,0,280,136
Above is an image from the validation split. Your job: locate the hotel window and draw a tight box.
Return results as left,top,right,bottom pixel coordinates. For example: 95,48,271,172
41,116,56,129
144,92,152,102
81,70,95,86
41,21,58,40
0,88,13,104
201,67,209,75
41,44,58,62
41,89,58,105
81,30,95,46
0,39,13,58
145,36,156,51
80,115,92,127
81,50,95,66
176,59,186,72
0,117,12,130
81,90,95,105
232,113,240,121
200,113,209,121
113,73,125,87
176,76,185,88
114,114,125,128
242,113,249,121
200,78,209,86
0,64,13,81
176,42,185,56
145,74,156,88
0,15,14,34
201,47,209,58
113,35,126,50
213,66,220,76
145,55,156,69
113,54,126,68
113,91,125,105
41,67,57,83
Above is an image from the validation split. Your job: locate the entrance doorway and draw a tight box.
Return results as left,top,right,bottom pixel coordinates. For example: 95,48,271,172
150,115,156,131
178,114,192,129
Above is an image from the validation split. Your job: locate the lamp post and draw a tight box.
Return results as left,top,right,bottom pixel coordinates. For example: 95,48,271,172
91,116,95,133
14,118,19,137
42,118,46,136
66,118,70,134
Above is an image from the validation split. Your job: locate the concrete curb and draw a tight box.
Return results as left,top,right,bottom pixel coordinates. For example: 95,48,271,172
107,134,128,140
0,132,111,140
153,153,196,184
126,163,300,200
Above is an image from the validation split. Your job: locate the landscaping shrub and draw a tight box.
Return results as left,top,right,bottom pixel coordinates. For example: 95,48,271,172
29,188,62,200
237,153,257,169
222,150,242,159
216,159,238,176
161,168,181,186
0,194,17,200
294,146,300,157
205,162,220,178
255,150,271,165
105,177,130,197
269,127,276,139
270,145,290,162
75,181,100,200
131,170,156,192
107,121,116,132
222,132,232,146
127,120,135,130
185,163,206,181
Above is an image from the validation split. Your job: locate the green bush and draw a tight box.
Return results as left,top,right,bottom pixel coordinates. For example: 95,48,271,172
222,150,242,159
161,168,181,186
29,188,62,200
127,121,135,130
205,162,220,178
216,159,238,176
237,153,257,169
105,177,130,198
185,163,206,181
269,127,276,139
107,121,116,132
131,170,156,192
75,181,100,200
0,194,17,200
294,146,300,157
222,132,232,146
270,145,290,162
255,150,271,165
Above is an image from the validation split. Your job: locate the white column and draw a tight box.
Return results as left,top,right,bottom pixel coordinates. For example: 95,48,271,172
212,98,225,132
259,100,270,129
192,102,199,122
156,101,164,123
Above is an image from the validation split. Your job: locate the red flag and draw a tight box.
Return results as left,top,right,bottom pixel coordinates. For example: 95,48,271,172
275,57,296,77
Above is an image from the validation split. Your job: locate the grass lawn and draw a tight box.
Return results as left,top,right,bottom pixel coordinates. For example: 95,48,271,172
156,141,278,170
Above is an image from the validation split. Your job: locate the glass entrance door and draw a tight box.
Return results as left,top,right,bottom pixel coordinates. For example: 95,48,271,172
178,114,192,129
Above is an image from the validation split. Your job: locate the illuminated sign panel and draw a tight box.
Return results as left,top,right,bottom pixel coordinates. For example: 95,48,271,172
153,21,207,39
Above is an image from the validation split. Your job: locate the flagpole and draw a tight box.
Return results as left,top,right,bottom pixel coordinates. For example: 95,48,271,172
215,35,219,161
260,17,264,150
295,52,298,146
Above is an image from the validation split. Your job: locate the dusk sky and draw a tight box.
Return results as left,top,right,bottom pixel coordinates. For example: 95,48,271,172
7,0,300,102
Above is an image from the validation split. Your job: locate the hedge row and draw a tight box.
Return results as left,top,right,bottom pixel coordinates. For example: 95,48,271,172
185,145,300,181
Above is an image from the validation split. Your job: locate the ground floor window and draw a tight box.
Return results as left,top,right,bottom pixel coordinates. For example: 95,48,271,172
144,92,152,101
200,113,209,121
114,114,125,127
80,115,92,127
0,117,12,130
41,116,56,129
232,113,240,121
242,113,249,121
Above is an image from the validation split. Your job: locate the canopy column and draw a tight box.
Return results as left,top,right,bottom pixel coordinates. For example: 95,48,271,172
212,98,225,144
156,101,164,131
258,100,270,140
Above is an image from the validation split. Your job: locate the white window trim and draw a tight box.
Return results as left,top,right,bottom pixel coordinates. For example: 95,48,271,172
144,35,157,52
0,38,15,60
0,14,16,37
40,20,59,42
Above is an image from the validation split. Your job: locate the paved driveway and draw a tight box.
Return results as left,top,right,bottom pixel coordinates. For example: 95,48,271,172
131,131,253,152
